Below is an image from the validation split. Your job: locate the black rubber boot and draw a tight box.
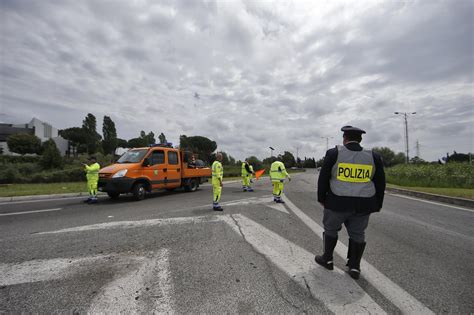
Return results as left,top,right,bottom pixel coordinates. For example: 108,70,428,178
347,239,366,279
315,233,338,270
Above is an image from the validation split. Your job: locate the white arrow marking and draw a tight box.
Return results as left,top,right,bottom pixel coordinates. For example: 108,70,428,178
283,194,434,315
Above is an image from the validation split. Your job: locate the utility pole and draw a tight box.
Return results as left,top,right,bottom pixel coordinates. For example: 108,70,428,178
415,139,420,158
394,112,416,164
320,136,333,152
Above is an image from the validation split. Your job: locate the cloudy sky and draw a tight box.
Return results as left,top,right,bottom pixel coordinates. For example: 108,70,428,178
1,0,473,161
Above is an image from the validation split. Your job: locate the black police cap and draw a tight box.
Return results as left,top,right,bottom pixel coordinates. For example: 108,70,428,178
341,125,366,134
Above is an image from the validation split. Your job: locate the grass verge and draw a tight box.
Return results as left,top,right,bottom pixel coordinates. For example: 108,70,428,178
0,182,87,197
387,184,474,200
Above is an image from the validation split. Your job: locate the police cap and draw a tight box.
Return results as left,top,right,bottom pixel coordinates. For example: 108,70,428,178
341,125,366,135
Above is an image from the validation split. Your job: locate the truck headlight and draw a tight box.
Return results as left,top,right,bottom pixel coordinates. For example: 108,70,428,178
112,169,128,178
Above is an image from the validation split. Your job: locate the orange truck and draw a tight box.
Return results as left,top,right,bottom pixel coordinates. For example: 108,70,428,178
98,144,211,201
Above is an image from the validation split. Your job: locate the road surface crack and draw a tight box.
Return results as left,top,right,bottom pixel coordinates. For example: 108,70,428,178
229,214,306,312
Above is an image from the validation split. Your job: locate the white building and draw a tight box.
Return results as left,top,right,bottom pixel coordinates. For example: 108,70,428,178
0,118,68,156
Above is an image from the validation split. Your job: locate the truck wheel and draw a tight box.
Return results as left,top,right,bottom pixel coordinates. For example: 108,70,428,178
132,183,146,201
107,192,120,200
184,179,198,192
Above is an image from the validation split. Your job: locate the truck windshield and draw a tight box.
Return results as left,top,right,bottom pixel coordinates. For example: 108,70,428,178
117,149,148,163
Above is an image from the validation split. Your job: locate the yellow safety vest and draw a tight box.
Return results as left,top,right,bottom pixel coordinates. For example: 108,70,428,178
85,163,100,181
270,161,289,182
212,160,223,182
241,162,250,177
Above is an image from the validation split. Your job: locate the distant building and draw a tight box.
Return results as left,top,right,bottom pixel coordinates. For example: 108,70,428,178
0,118,68,156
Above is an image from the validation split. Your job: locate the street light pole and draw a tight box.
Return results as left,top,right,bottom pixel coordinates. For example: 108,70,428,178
269,147,275,158
320,136,333,152
394,112,416,164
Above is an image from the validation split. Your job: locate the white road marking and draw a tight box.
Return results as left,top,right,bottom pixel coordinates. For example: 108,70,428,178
225,214,385,314
0,196,89,205
266,203,290,214
0,208,62,217
0,254,110,286
283,194,434,315
89,249,173,314
37,215,223,234
388,193,474,213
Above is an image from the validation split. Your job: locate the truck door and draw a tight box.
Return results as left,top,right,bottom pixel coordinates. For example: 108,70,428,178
166,150,181,188
149,150,166,189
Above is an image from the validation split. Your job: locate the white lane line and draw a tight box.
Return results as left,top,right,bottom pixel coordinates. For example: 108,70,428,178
388,193,474,213
0,208,62,217
225,214,385,314
283,194,434,315
0,196,89,205
37,215,223,234
89,249,173,314
383,210,474,242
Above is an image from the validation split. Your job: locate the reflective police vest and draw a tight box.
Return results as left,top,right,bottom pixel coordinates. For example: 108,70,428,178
329,145,376,197
241,162,250,177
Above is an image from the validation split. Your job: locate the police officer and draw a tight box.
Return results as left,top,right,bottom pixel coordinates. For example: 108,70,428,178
315,126,385,279
270,158,291,203
241,159,255,192
212,152,224,211
83,156,100,204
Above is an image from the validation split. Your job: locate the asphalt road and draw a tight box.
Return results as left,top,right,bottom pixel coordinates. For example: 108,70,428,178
0,169,473,314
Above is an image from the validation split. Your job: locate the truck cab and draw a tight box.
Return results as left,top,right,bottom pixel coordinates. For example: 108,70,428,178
98,144,211,200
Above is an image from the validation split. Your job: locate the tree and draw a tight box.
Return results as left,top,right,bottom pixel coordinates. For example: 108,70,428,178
116,138,128,148
128,137,147,148
7,133,41,155
179,135,217,163
303,157,317,168
59,127,88,157
446,151,471,163
146,131,155,145
372,147,405,167
393,152,406,165
281,151,296,168
263,156,278,165
82,113,101,154
246,156,263,170
102,116,118,155
40,139,63,169
158,132,167,144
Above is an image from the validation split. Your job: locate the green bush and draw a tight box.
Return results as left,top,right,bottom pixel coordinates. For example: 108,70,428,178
16,163,40,175
0,155,40,164
386,163,473,188
0,165,21,184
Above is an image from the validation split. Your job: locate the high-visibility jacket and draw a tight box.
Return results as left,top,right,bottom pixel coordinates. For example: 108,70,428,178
85,162,100,181
329,145,376,197
249,165,254,175
241,162,250,177
270,161,289,182
212,160,223,184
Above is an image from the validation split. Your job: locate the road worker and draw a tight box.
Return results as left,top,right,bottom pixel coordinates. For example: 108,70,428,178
241,159,255,192
83,156,100,204
315,126,385,279
212,152,224,211
270,158,291,203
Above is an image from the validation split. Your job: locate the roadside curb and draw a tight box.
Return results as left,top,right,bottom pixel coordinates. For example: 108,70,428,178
0,192,107,203
386,187,474,209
